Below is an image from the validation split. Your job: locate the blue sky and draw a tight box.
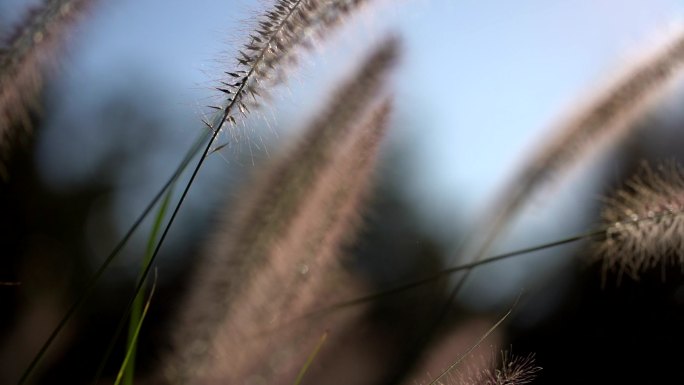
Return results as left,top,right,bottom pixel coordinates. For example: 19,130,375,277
17,0,683,218
5,0,684,307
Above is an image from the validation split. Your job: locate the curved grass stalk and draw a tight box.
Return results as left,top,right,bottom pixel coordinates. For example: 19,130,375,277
122,186,174,385
306,194,684,322
292,332,328,385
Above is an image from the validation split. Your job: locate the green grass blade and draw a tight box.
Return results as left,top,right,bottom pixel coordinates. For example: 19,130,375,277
122,185,174,385
91,131,217,384
18,131,208,385
114,272,158,385
293,332,328,385
97,124,220,384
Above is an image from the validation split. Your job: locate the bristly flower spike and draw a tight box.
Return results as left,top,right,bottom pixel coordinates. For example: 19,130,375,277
595,161,684,281
455,23,684,276
205,0,379,145
206,0,324,139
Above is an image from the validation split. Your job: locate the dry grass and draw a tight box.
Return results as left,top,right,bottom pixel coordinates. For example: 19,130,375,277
3,1,684,384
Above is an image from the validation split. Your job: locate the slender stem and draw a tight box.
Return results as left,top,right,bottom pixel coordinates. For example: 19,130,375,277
92,128,219,384
114,273,157,385
123,186,174,385
293,332,328,385
17,132,208,385
311,229,602,315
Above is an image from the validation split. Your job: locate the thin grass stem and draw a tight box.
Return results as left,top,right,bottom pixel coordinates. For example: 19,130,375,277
114,272,157,385
292,331,328,385
122,184,174,385
17,130,208,385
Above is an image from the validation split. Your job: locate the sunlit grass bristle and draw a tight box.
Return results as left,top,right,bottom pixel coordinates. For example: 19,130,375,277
207,0,383,144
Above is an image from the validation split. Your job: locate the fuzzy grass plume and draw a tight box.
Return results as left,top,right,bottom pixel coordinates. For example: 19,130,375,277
161,38,398,384
206,0,326,137
206,0,378,144
0,0,92,176
462,23,684,266
424,25,684,350
595,161,684,281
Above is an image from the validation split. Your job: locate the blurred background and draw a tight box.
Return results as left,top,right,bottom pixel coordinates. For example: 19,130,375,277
2,0,684,383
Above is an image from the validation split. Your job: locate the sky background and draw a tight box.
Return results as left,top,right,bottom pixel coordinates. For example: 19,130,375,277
4,0,684,308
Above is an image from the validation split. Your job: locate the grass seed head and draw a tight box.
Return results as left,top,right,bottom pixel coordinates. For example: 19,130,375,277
595,161,684,281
